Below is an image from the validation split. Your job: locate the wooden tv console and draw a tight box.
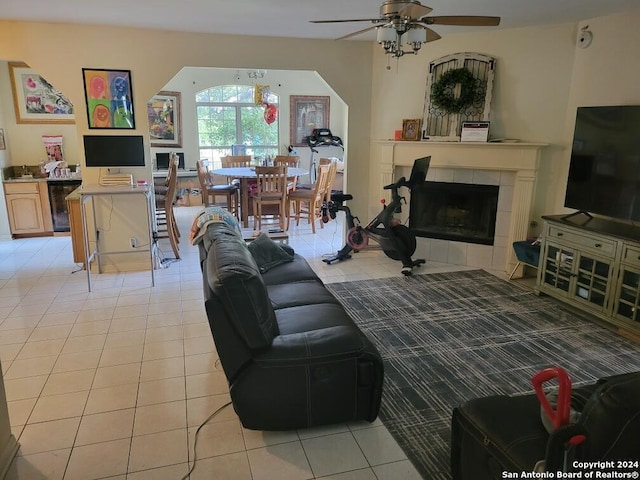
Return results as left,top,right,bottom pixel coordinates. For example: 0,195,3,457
537,214,640,334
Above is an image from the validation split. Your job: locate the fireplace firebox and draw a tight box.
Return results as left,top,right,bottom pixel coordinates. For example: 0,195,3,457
409,182,499,245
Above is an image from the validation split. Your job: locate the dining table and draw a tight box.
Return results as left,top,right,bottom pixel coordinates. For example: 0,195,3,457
212,166,308,228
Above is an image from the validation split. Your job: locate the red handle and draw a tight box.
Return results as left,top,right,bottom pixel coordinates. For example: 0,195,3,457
532,366,572,429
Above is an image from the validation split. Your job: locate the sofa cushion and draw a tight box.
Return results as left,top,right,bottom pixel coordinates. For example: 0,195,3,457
267,281,341,310
276,303,357,335
247,233,294,273
205,225,279,349
261,254,322,285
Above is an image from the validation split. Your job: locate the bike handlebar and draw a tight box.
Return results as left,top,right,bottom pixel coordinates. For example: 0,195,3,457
383,176,411,191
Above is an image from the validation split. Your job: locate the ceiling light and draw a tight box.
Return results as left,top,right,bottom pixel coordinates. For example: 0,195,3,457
377,26,426,58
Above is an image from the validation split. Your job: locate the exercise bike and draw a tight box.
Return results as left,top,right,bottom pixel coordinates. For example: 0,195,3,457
322,157,430,276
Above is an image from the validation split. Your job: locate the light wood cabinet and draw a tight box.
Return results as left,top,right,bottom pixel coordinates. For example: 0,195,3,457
67,196,86,266
4,181,53,236
537,215,640,333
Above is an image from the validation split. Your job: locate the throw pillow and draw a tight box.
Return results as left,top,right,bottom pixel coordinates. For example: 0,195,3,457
247,233,294,273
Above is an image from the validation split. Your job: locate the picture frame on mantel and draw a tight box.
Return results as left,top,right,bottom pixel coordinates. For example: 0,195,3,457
82,68,135,129
402,119,422,141
290,95,330,146
147,91,182,147
8,62,75,124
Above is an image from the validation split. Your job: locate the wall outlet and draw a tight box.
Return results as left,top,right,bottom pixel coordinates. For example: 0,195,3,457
130,237,137,248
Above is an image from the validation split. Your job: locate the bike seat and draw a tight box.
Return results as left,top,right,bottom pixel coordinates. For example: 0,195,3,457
331,193,353,203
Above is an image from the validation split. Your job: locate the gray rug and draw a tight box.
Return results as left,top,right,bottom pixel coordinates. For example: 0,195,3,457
326,269,640,480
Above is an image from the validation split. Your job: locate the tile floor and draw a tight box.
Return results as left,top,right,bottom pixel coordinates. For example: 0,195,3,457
0,205,502,480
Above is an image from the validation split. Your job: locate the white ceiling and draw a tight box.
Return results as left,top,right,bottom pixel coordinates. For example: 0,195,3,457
2,0,640,41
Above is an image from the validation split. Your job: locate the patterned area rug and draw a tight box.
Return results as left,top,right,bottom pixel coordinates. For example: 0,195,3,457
327,269,640,480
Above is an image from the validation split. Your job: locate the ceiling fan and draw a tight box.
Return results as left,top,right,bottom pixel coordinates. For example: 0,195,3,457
310,0,500,58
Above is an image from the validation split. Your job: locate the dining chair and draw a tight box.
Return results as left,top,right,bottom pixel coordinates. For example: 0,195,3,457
196,160,239,217
322,158,338,205
252,165,288,231
156,157,180,259
274,155,300,192
286,163,330,234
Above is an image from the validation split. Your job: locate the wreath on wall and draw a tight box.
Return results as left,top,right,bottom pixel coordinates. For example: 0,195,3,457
431,67,482,114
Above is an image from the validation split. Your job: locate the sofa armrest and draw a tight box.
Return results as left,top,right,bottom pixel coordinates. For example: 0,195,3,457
253,325,368,366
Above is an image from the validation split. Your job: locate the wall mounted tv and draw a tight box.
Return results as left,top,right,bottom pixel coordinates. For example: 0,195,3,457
564,105,640,222
83,135,145,168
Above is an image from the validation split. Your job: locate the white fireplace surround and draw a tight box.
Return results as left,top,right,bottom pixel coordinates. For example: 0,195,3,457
370,140,547,276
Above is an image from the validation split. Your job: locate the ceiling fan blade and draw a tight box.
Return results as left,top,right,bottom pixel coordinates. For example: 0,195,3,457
310,18,380,24
336,25,378,40
398,3,432,19
425,15,501,26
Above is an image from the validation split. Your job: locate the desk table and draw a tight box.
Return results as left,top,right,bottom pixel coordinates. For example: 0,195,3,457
212,167,307,228
78,184,155,292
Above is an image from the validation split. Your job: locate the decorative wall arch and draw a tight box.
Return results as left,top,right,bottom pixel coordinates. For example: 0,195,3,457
422,52,495,141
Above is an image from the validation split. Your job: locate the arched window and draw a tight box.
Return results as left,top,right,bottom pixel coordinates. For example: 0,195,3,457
196,85,279,168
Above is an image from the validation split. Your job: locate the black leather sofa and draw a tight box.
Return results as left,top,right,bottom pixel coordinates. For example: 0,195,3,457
198,222,384,430
450,371,640,479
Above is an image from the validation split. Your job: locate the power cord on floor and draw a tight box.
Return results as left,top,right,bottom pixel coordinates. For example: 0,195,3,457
179,400,233,480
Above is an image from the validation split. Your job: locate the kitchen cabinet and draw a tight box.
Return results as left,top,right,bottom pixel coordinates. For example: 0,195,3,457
537,215,640,333
4,181,53,236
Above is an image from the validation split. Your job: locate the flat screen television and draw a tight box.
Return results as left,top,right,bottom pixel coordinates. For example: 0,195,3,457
83,135,145,168
564,105,640,222
156,152,185,170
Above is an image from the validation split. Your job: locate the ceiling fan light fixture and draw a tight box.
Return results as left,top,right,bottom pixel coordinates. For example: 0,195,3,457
405,27,426,45
376,27,397,43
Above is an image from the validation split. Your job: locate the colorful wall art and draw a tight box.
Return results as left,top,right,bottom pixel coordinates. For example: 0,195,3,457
82,68,135,129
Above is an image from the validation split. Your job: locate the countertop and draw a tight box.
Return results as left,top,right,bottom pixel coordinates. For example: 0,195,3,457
3,176,82,183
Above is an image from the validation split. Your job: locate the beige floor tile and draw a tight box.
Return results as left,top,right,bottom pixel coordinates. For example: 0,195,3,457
145,325,184,343
17,417,81,455
183,336,216,356
7,398,37,427
301,432,369,478
84,383,139,415
148,301,182,315
41,369,95,397
3,375,48,401
372,459,423,480
27,324,73,342
108,315,147,332
142,338,184,361
62,333,106,354
92,362,141,389
187,418,245,460
242,428,300,450
104,329,146,349
182,322,211,339
0,344,22,364
247,441,313,480
297,423,350,440
0,328,33,346
68,319,111,337
128,429,188,473
4,448,71,480
188,451,252,480
4,355,57,380
75,408,135,446
140,356,185,382
113,304,149,319
99,344,144,367
146,312,183,328
28,390,89,424
182,309,208,324
52,350,101,373
133,399,187,436
64,438,131,480
184,352,221,376
126,463,190,480
352,425,407,466
116,294,150,307
137,376,186,406
16,338,66,360
76,306,115,322
186,394,235,428
186,371,229,398
2,315,43,330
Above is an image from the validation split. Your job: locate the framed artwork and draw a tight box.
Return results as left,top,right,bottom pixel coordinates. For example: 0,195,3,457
8,62,75,124
147,91,182,147
290,95,330,147
402,118,422,141
82,68,135,129
0,129,5,150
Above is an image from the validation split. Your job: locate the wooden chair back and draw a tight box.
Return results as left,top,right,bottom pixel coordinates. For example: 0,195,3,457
274,155,299,168
196,159,211,192
254,165,287,199
222,155,251,168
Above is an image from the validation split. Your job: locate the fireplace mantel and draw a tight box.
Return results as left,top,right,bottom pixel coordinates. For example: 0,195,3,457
370,140,547,275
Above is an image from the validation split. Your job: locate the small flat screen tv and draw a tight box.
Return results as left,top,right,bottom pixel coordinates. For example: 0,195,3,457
564,105,640,222
156,152,185,170
83,135,145,168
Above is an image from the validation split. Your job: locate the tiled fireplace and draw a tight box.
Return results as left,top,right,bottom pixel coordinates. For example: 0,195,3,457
370,141,546,275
